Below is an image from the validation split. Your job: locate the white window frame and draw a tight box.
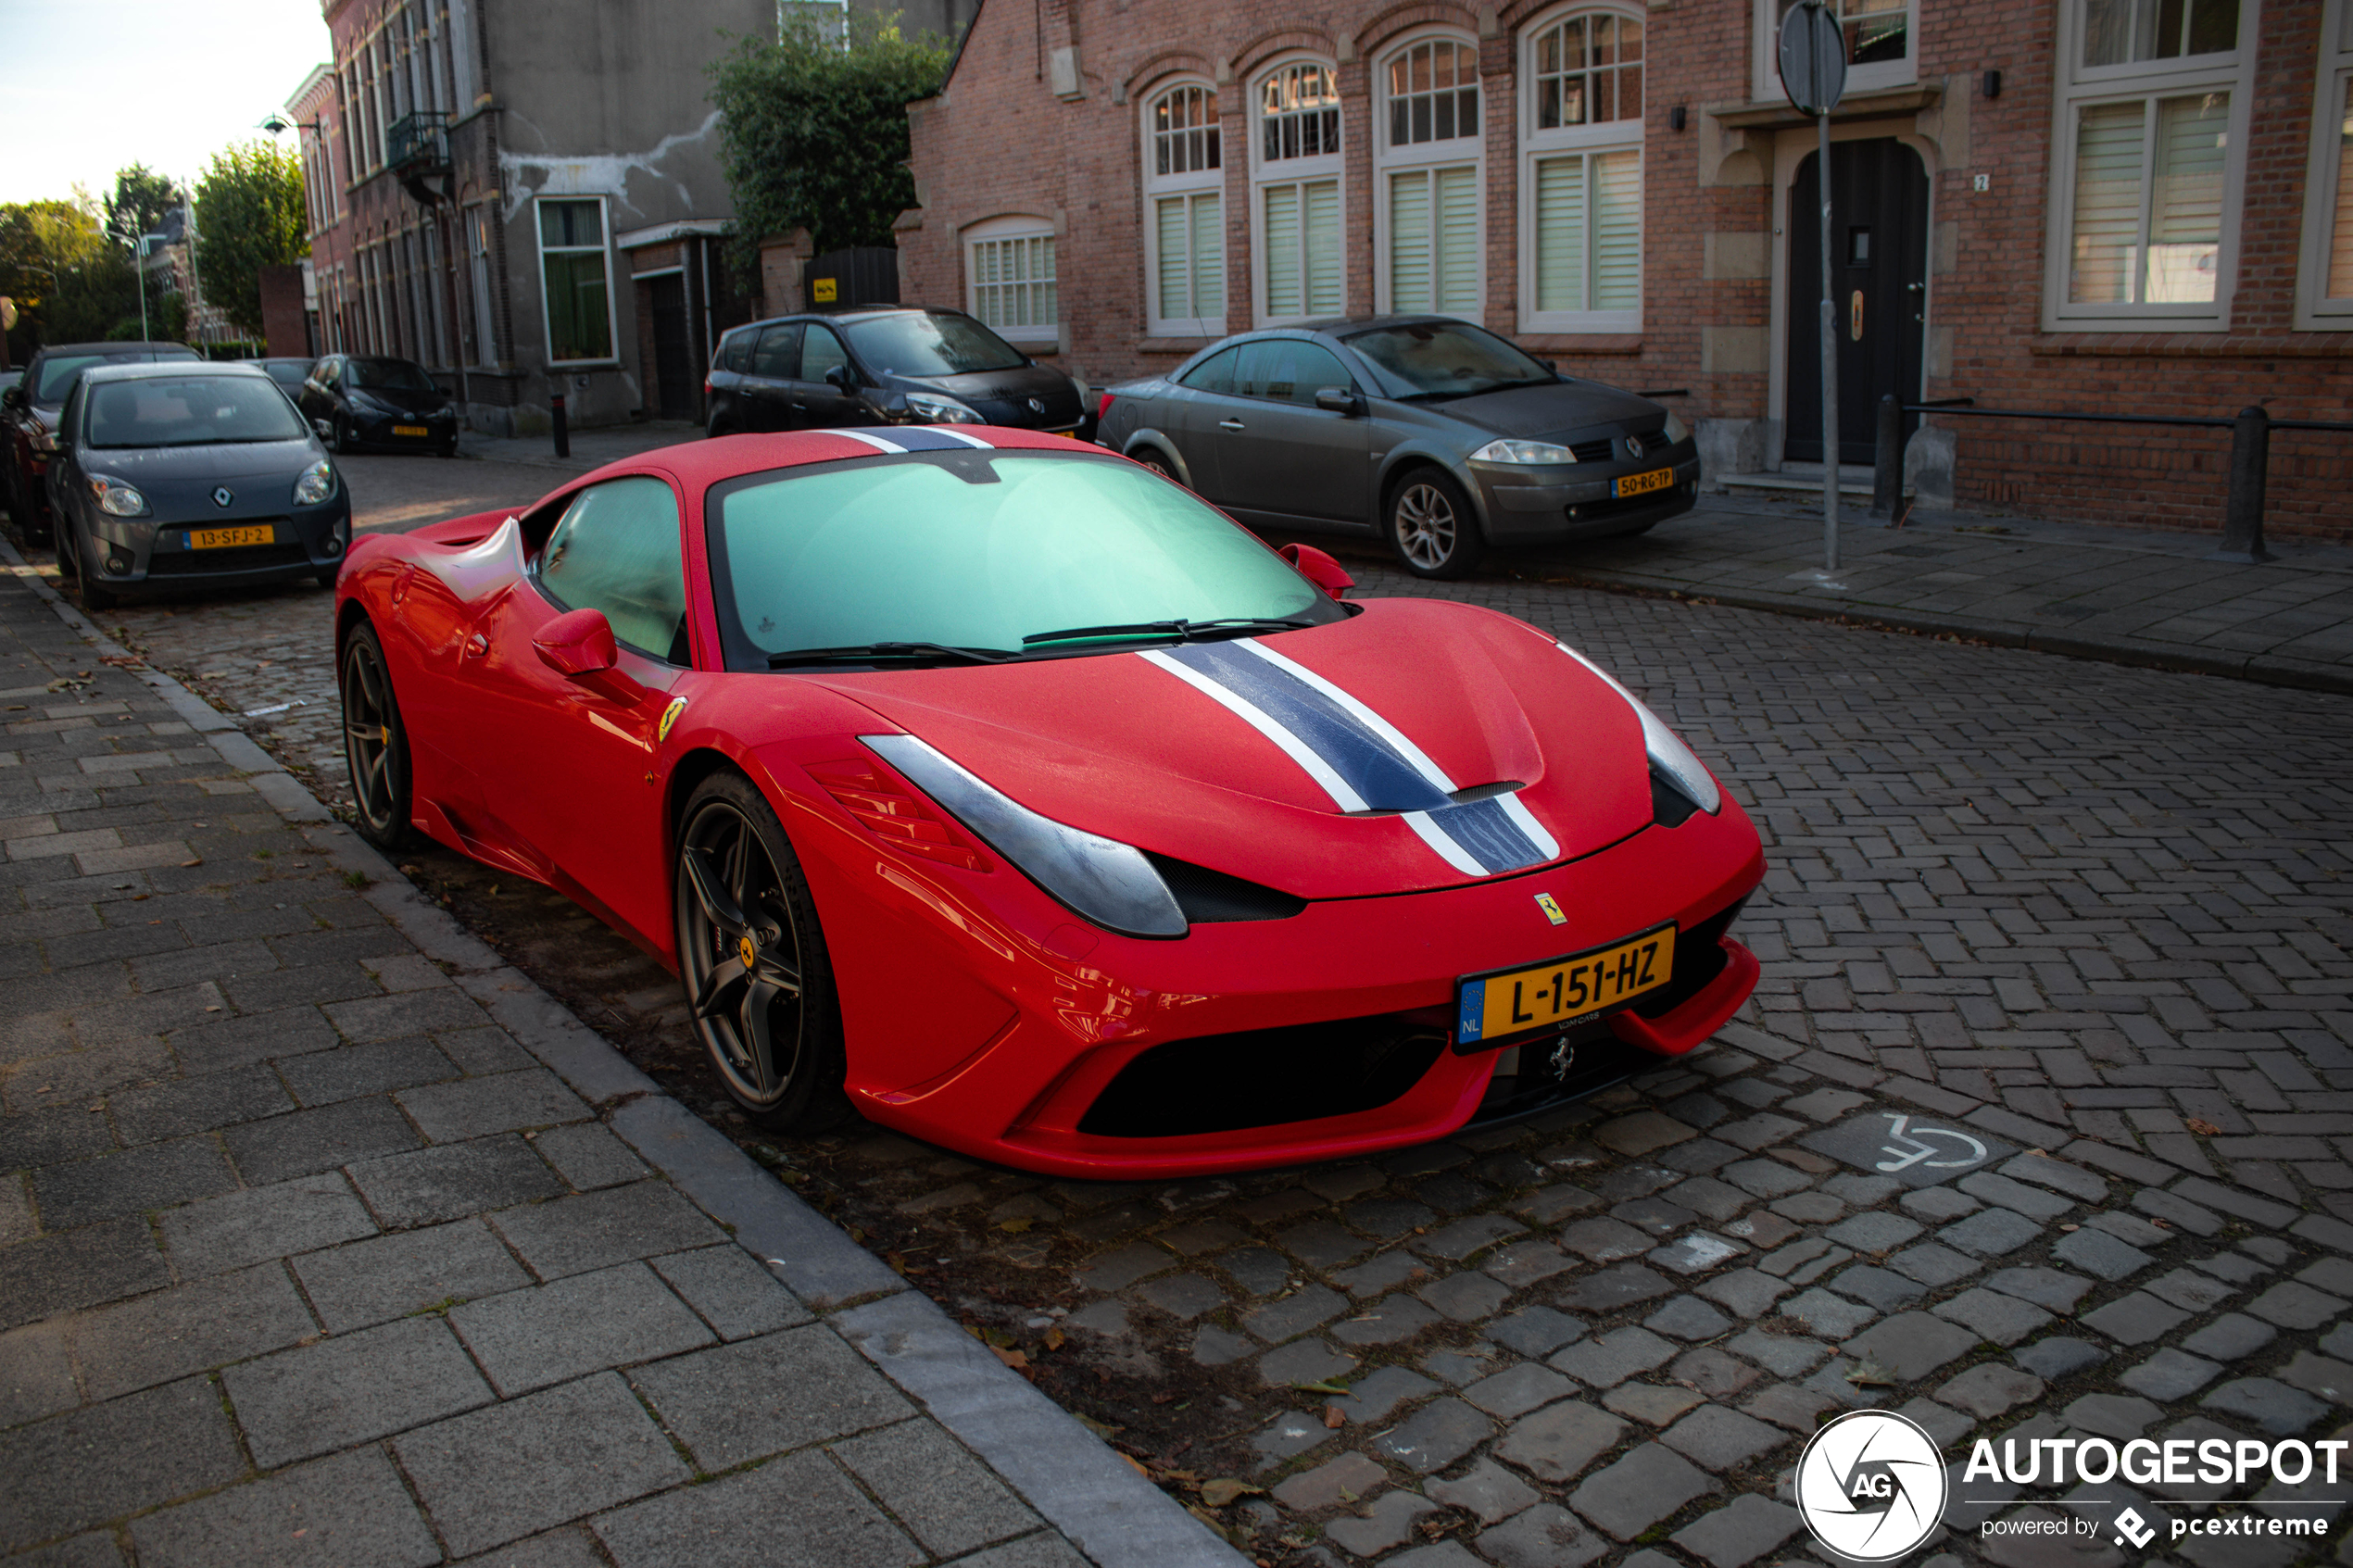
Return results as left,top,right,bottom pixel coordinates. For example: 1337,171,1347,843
1376,31,1485,323
535,194,619,366
1518,5,1645,332
2296,0,2353,327
1142,80,1227,338
1250,55,1346,327
963,215,1059,345
1752,0,1917,100
2043,0,2258,331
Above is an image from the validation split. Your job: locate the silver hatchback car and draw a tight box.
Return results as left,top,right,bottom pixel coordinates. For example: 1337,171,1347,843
1098,315,1697,579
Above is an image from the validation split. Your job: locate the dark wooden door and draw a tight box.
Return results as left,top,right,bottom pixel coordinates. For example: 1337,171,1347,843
648,273,692,420
1785,138,1928,466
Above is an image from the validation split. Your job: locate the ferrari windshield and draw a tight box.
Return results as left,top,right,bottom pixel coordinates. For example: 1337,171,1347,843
707,451,1340,669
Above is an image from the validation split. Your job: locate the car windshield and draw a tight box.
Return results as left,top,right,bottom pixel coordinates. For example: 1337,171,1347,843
707,452,1338,669
347,358,438,392
85,377,311,448
1341,321,1556,400
839,314,1026,377
260,361,311,388
36,349,195,405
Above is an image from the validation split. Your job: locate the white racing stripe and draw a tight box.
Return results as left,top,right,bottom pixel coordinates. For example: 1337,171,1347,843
1137,648,1368,812
925,426,997,448
1232,638,1459,796
818,429,908,454
1401,811,1489,876
1495,792,1560,860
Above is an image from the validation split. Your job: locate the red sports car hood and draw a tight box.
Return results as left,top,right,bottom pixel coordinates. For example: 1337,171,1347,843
800,598,1658,899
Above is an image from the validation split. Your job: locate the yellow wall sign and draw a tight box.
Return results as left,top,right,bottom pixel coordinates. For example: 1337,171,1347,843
812,278,837,303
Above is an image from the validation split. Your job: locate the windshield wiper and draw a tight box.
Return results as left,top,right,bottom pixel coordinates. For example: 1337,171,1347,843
1021,616,1315,647
766,642,1017,669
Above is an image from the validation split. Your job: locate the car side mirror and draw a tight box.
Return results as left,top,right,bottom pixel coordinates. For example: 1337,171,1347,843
824,364,856,393
1280,542,1354,601
534,607,618,676
1314,386,1363,416
1538,358,1558,375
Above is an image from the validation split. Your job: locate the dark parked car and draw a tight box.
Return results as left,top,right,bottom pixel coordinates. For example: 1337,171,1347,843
1097,316,1698,579
704,307,1089,441
2,340,202,544
255,357,318,396
45,361,351,610
296,354,459,456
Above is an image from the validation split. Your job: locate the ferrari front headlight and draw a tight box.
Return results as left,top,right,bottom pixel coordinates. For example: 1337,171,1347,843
1556,644,1722,816
1662,410,1691,444
90,476,149,517
862,733,1187,937
1471,439,1578,465
293,458,337,506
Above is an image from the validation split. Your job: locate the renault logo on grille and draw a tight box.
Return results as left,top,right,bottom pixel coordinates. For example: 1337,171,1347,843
1625,435,1645,460
211,486,234,508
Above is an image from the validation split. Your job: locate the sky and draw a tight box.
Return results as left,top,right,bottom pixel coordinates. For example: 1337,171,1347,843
0,0,336,207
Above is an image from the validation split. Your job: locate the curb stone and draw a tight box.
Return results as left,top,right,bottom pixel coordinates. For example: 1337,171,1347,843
1,538,1248,1568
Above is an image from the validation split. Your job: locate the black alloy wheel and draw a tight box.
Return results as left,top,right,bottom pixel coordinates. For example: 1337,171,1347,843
340,621,414,849
674,773,847,1127
1386,467,1484,581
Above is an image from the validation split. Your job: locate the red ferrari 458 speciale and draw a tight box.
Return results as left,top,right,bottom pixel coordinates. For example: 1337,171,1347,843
334,426,1764,1178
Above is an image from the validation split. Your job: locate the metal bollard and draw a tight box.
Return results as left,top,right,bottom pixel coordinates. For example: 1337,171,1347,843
551,394,570,459
2210,406,2273,563
1870,395,1902,519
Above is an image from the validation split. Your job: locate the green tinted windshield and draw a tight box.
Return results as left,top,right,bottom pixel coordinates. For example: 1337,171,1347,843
708,453,1335,669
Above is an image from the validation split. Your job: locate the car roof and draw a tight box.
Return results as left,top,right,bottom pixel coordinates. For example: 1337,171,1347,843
725,306,973,335
31,342,201,359
561,425,1101,494
79,360,273,384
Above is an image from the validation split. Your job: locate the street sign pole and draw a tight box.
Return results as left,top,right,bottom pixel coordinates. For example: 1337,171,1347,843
1779,1,1847,575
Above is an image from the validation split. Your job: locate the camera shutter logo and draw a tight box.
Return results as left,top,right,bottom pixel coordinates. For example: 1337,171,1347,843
1795,1410,1948,1562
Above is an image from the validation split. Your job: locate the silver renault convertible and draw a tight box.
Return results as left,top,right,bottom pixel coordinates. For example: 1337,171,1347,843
44,361,352,610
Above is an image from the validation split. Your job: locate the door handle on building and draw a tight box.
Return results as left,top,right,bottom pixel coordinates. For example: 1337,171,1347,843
1218,419,1245,431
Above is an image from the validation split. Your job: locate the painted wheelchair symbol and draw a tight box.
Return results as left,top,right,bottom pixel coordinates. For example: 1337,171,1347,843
1873,1113,1988,1174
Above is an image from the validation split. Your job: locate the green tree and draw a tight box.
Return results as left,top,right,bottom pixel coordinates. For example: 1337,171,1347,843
0,195,143,352
193,139,308,337
103,165,183,246
708,13,952,266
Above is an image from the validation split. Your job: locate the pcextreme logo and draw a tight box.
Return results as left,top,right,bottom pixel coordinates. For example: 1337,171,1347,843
1795,1411,1949,1562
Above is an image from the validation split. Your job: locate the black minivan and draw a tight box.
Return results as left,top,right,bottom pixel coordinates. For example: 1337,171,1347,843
704,307,1090,441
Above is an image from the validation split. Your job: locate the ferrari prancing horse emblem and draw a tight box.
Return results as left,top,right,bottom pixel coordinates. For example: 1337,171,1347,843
658,696,687,742
1534,892,1567,926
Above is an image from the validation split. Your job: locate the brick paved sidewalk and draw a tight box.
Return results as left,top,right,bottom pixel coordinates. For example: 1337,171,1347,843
454,421,702,476
0,563,1239,1564
1407,495,2353,696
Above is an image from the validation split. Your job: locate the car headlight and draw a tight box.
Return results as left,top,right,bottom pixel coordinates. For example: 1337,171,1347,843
903,392,986,425
90,476,150,517
346,392,389,415
293,458,337,507
1471,438,1578,464
1662,410,1691,444
1555,644,1722,816
862,733,1187,937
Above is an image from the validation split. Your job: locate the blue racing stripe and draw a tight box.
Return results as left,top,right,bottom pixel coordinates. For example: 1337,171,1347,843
1427,797,1547,874
1165,642,1449,812
887,426,989,452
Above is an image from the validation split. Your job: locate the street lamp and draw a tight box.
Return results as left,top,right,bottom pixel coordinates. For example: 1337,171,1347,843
110,226,169,343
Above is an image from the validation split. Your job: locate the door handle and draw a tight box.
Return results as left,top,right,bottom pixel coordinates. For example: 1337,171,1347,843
1218,419,1245,431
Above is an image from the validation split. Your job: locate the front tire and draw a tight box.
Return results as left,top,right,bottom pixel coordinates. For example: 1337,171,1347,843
1386,469,1484,580
340,621,414,850
1135,448,1180,484
62,522,118,610
674,773,847,1129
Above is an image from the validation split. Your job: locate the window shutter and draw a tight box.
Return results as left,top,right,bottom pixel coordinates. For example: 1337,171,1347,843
1264,183,1302,315
1390,169,1433,311
1436,164,1479,315
1157,197,1189,320
2069,101,2146,304
1534,154,1585,313
1304,179,1341,314
1190,193,1225,320
2332,78,2353,297
2145,92,2227,303
1592,149,1641,311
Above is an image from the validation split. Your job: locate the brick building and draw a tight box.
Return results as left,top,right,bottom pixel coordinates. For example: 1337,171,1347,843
900,0,2352,536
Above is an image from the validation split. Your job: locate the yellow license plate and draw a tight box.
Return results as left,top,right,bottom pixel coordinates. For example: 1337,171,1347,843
393,424,429,437
190,525,276,549
1457,925,1676,1047
1615,467,1676,498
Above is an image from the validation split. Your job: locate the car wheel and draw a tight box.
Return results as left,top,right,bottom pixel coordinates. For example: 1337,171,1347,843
315,567,341,589
1386,468,1484,580
1136,448,1180,484
340,621,414,851
62,522,118,611
674,772,849,1130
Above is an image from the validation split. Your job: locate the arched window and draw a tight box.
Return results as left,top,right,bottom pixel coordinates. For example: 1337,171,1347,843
963,216,1058,344
1378,35,1483,321
1252,58,1343,323
1519,7,1643,332
1143,82,1225,337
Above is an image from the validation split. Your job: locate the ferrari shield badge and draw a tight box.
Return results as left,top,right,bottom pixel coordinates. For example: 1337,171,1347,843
658,697,687,743
1534,893,1567,926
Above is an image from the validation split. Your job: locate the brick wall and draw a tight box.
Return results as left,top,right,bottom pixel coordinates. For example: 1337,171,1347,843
903,0,2350,539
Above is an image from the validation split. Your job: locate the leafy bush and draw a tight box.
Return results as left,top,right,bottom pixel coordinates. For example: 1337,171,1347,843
194,141,308,339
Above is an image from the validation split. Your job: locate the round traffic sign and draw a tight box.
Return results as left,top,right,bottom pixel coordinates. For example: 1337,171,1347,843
1778,1,1848,115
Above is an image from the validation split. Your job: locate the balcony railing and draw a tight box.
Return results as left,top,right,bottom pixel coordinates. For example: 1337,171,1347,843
386,110,448,174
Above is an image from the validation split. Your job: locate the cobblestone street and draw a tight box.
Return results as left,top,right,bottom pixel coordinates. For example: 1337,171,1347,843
8,452,2353,1568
